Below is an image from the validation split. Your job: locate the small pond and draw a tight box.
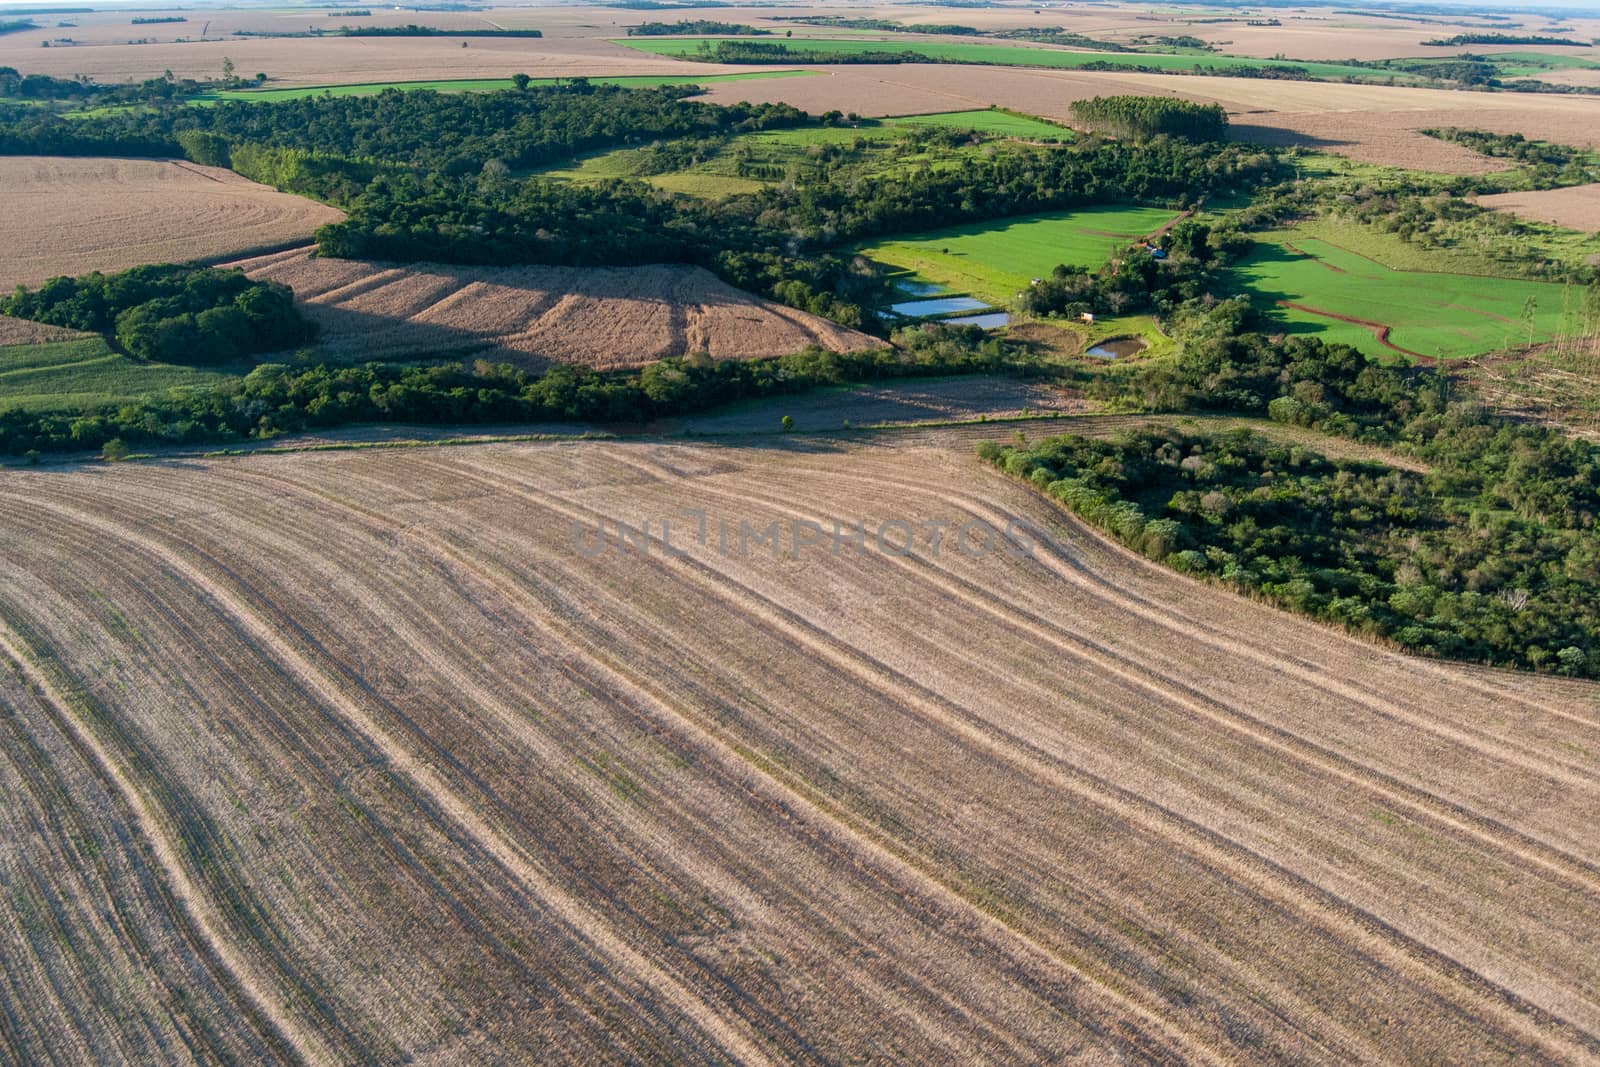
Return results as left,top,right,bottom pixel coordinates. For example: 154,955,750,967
1087,337,1148,359
892,279,944,297
943,312,1011,328
888,297,990,317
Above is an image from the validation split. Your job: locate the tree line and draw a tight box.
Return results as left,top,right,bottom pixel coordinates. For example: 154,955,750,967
0,324,1029,457
628,20,769,35
982,423,1598,677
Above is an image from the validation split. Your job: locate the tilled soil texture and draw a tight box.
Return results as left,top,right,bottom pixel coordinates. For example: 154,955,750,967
0,316,94,347
0,157,345,291
228,248,884,369
0,431,1597,1063
1477,183,1600,234
693,66,1600,175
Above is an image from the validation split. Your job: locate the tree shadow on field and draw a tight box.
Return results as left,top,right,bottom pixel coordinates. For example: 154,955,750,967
264,258,861,374
1228,124,1354,151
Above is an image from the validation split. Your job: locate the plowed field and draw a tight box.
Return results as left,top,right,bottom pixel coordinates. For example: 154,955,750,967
0,157,344,291
1,430,1596,1063
228,248,882,368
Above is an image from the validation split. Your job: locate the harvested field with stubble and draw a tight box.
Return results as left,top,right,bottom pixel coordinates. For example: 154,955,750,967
693,65,1600,174
0,157,345,292
2,429,1599,1063
228,247,881,367
0,316,92,348
1477,183,1600,234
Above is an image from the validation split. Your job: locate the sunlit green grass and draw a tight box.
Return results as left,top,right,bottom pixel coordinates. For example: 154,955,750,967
0,336,240,412
858,205,1181,305
618,36,1418,82
1236,230,1586,361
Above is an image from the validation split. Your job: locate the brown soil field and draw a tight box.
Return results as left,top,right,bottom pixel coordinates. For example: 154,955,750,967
696,64,1600,173
1477,183,1600,233
0,157,344,291
1,429,1597,1062
0,316,93,347
227,247,881,368
0,31,731,85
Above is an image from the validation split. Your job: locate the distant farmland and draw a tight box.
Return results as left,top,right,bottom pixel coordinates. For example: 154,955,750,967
193,69,816,103
858,205,1180,305
619,36,1416,82
1239,232,1585,360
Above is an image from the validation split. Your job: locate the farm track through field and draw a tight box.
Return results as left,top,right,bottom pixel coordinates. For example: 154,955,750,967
1277,301,1434,362
0,431,1596,1062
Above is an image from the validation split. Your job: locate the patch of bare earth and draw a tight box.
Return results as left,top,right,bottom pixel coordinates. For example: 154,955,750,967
0,431,1596,1061
1476,184,1600,234
0,316,94,347
226,247,883,368
0,157,344,291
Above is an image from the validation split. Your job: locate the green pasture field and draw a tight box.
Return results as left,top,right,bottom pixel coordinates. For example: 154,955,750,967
617,36,1418,82
537,109,1063,193
189,69,817,103
888,109,1071,139
857,205,1181,306
1236,231,1586,361
1478,51,1600,77
0,336,238,413
1295,217,1600,279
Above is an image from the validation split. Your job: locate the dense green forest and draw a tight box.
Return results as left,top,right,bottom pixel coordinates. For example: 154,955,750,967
0,83,808,172
1020,217,1249,319
1068,96,1230,141
982,425,1599,676
3,265,312,364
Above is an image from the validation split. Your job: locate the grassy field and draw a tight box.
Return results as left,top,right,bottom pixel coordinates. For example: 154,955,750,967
1238,229,1586,360
888,108,1071,139
1302,215,1600,278
1479,50,1600,77
0,336,239,413
618,36,1417,82
537,109,1058,195
858,205,1180,305
191,69,817,103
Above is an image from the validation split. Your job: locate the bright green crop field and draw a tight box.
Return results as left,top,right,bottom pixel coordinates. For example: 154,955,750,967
0,337,239,413
1237,232,1586,361
617,36,1416,82
887,109,1071,139
190,69,817,103
858,205,1180,305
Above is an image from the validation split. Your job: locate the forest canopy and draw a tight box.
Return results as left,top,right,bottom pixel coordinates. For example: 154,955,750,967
1069,95,1230,141
4,265,312,364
